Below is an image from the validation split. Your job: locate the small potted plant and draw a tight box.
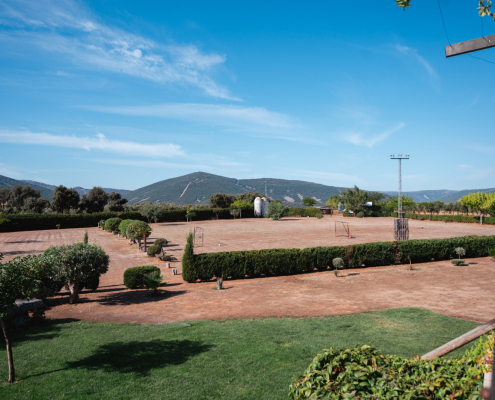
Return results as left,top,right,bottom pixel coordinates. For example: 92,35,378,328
332,258,344,277
451,247,466,266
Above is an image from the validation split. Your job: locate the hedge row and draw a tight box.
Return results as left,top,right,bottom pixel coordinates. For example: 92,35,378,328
182,234,495,282
285,207,323,218
0,212,147,232
391,212,495,224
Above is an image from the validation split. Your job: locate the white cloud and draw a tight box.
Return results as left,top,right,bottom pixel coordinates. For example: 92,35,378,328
0,0,237,100
343,123,405,148
82,103,299,130
396,44,436,76
0,130,184,158
291,169,361,185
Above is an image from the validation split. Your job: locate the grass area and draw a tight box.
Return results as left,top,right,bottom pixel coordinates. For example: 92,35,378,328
0,308,479,399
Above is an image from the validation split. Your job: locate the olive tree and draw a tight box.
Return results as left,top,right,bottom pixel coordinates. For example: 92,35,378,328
302,197,317,207
44,243,109,303
140,203,163,223
0,253,37,383
267,202,288,220
127,221,152,250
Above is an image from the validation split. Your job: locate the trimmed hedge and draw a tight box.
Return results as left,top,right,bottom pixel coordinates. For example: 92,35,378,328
391,212,495,224
123,265,161,289
104,217,122,233
182,235,495,282
0,212,147,232
285,207,323,218
289,334,493,399
147,244,161,257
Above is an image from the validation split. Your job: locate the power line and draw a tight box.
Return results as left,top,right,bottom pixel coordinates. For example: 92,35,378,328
436,0,495,66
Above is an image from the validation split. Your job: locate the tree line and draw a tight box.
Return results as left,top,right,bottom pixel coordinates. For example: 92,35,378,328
0,185,128,214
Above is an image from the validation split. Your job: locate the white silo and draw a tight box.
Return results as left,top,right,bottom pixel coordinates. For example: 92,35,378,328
254,197,263,217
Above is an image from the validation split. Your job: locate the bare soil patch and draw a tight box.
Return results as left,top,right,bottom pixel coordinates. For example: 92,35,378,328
1,216,494,324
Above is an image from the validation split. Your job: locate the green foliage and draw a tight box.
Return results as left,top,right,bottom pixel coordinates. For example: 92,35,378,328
123,265,160,289
126,221,152,242
143,271,164,295
356,211,364,218
182,235,495,283
326,194,340,208
209,192,235,208
185,211,196,222
51,186,80,213
385,195,414,212
302,197,317,207
154,238,168,248
392,212,495,225
452,259,465,266
455,247,466,258
289,332,493,399
104,218,122,233
267,202,288,220
8,185,42,209
147,244,161,257
0,211,147,232
285,207,323,218
0,260,37,319
230,199,252,218
21,197,50,213
181,233,195,282
106,192,128,212
118,219,137,237
83,230,88,244
139,203,163,223
98,219,106,228
44,243,109,303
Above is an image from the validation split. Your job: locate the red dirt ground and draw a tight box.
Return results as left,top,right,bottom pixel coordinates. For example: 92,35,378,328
1,216,495,324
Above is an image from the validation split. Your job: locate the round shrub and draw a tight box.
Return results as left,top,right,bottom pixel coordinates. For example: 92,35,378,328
119,219,137,237
124,265,161,289
356,211,365,218
98,220,106,228
154,238,168,248
147,244,161,257
104,217,122,233
451,259,465,266
126,220,152,241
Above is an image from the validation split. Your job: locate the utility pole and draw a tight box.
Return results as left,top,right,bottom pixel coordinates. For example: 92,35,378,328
390,154,410,218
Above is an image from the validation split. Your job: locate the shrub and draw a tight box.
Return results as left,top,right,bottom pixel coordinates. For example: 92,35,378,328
332,257,344,277
452,259,465,266
44,243,109,303
289,334,493,399
267,202,288,220
143,270,164,295
154,238,168,248
286,208,323,219
356,211,365,218
126,220,152,243
104,217,122,233
118,219,135,237
98,220,106,228
455,246,466,259
123,265,161,289
147,244,161,257
182,234,495,283
158,253,172,262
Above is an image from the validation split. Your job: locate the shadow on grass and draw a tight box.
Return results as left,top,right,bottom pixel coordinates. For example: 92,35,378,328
8,318,79,345
66,339,212,376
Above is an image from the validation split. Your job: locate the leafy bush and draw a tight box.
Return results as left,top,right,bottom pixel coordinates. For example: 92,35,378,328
118,219,137,237
143,271,164,295
123,265,161,289
356,211,365,218
451,259,465,266
286,208,323,219
147,244,161,257
267,202,288,220
126,221,152,242
182,235,495,283
158,253,172,262
289,333,493,399
44,243,109,303
98,220,106,228
104,217,122,233
391,212,495,225
154,238,168,248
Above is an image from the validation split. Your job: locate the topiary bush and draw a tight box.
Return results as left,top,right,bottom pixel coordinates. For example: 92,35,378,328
98,220,106,228
104,217,122,233
289,333,493,399
118,219,137,237
451,259,465,266
356,211,365,218
123,265,161,289
147,244,161,257
154,238,168,248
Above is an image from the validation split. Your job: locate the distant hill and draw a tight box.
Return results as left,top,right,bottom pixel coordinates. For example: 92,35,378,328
0,175,54,201
383,190,458,202
125,172,347,206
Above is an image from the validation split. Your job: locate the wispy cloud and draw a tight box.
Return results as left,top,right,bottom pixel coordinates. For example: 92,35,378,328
0,130,184,158
290,169,361,185
0,0,237,100
81,103,300,130
343,123,405,148
0,162,23,178
395,44,436,77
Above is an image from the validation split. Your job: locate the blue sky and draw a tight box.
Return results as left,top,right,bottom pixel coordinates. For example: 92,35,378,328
0,0,494,192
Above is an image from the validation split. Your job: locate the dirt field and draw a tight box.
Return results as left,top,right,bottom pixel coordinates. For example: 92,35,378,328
1,216,495,324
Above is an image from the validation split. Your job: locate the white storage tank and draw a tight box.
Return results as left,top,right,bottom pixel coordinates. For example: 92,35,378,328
254,197,263,217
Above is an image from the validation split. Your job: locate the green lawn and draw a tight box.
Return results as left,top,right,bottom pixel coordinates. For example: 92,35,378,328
0,308,479,399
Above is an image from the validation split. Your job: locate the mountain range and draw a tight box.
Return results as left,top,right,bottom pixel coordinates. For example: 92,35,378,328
1,172,494,206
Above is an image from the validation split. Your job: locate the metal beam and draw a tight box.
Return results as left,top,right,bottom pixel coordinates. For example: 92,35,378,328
445,34,495,58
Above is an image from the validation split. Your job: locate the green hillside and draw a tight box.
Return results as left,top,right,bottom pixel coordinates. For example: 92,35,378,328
383,190,458,202
22,180,130,199
125,172,346,206
0,175,54,201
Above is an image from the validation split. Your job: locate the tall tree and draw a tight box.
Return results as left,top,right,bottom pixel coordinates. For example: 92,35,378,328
107,192,128,212
88,187,109,213
51,186,80,213
209,193,235,208
340,186,370,215
459,192,495,225
9,185,41,209
302,197,317,207
22,197,50,213
0,188,10,209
